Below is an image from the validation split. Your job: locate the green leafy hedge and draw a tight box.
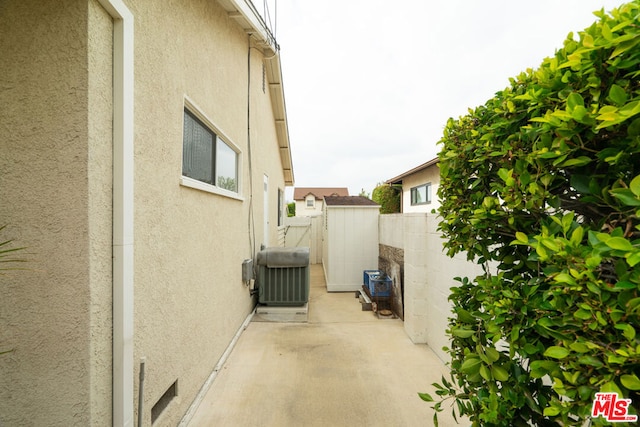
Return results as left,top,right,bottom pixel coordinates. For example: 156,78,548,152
421,2,640,426
372,183,401,214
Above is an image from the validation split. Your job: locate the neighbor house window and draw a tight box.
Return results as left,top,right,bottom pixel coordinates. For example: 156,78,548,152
182,108,238,194
411,183,431,205
306,197,315,208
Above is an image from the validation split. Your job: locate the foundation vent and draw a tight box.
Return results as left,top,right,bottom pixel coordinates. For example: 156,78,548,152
151,380,177,424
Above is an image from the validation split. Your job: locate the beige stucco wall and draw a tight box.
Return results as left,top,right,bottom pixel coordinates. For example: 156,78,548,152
87,1,115,422
127,0,287,425
0,0,113,425
401,166,441,213
1,0,288,425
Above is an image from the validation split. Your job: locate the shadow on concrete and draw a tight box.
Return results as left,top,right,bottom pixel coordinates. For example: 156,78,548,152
187,264,462,427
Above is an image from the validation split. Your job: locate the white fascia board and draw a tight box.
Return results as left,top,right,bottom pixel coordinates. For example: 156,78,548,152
216,0,294,186
217,0,277,54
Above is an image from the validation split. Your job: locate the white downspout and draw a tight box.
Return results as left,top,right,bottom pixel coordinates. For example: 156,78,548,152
96,0,135,426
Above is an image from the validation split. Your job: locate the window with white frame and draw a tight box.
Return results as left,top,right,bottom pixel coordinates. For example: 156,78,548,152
306,196,315,208
410,183,431,205
182,108,238,194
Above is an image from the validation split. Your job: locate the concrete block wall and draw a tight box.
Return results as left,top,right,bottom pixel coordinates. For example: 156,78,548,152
402,214,430,344
379,213,484,363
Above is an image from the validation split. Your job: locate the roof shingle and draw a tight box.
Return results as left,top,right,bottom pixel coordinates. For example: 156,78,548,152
293,187,349,200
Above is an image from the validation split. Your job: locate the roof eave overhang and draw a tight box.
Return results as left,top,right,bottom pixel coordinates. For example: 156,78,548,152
265,54,294,186
216,0,295,186
385,157,440,185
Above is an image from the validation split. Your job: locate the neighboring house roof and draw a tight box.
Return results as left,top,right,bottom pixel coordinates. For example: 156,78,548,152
324,196,379,207
217,0,294,185
385,157,439,185
293,187,349,201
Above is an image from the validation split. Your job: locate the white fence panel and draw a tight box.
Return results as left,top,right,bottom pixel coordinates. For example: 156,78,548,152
283,216,322,264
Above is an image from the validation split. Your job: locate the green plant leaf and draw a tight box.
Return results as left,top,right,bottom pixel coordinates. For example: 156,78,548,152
630,175,640,197
608,84,627,106
515,232,528,243
578,355,603,367
560,156,591,167
491,365,509,382
569,342,589,353
613,281,637,290
627,297,640,312
574,309,592,320
620,374,640,390
571,105,589,122
611,188,640,206
480,364,492,381
605,237,634,251
456,308,476,324
570,227,584,246
601,381,623,396
629,117,640,137
554,273,576,285
544,346,570,359
451,328,475,338
418,392,435,402
626,252,640,267
461,357,482,375
615,323,636,341
530,360,557,378
620,100,640,118
543,406,561,417
485,347,500,363
567,92,584,111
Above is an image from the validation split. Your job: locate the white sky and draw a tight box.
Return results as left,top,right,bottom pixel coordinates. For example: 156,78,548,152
261,1,628,200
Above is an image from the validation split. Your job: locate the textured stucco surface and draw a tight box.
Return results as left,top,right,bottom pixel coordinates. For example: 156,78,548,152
127,1,287,425
0,0,112,425
87,1,115,423
2,0,287,425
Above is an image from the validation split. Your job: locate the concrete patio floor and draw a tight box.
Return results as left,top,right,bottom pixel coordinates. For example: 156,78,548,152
186,264,463,427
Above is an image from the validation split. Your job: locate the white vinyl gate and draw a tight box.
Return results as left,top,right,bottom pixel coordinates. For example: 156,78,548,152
283,216,322,264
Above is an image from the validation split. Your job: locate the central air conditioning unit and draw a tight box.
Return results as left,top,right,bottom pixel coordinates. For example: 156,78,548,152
256,247,310,306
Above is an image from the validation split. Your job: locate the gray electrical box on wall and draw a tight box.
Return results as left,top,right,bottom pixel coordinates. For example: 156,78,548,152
242,259,253,283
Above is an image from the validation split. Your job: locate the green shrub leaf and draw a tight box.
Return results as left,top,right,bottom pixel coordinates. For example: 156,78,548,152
620,374,640,390
491,365,510,382
608,84,627,105
427,2,640,424
605,237,634,251
544,346,570,359
461,357,482,375
451,328,475,338
630,174,640,197
418,392,435,402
